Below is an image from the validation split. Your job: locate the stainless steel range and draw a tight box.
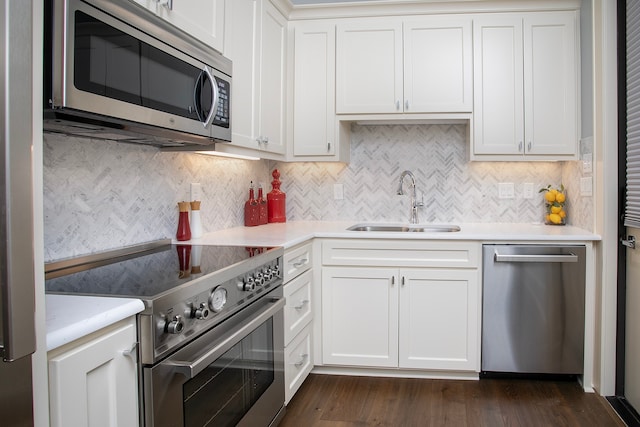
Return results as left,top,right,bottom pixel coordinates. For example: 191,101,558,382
45,240,285,427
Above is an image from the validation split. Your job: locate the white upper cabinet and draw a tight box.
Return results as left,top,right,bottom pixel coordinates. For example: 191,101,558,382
289,21,350,161
220,0,287,158
130,0,225,53
336,16,472,114
472,12,579,160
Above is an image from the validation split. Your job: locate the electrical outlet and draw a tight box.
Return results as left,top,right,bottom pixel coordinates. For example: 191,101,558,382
190,183,202,201
580,177,593,196
523,183,534,199
498,183,515,199
333,183,344,200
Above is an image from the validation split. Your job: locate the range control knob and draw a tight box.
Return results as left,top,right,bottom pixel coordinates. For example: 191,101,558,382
166,315,184,334
255,273,265,286
238,277,256,292
192,302,209,320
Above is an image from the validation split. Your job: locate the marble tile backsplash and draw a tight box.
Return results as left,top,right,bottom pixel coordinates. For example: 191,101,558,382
44,124,593,261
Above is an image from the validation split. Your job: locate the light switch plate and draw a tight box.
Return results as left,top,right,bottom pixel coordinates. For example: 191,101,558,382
190,183,202,201
582,153,593,174
333,183,344,200
523,183,534,199
580,177,593,196
498,182,515,199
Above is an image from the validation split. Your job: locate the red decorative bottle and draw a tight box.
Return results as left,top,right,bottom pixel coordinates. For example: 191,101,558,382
267,169,286,223
176,201,191,241
244,182,259,226
257,185,268,225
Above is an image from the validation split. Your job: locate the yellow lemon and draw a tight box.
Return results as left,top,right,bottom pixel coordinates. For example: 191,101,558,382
556,193,566,203
544,191,556,203
559,209,567,218
551,206,562,214
549,213,562,224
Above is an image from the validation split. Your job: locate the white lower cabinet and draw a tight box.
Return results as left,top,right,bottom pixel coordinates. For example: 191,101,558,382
48,317,139,427
283,242,314,404
320,240,480,373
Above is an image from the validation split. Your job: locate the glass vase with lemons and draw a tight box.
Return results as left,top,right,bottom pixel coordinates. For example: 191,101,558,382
539,184,567,225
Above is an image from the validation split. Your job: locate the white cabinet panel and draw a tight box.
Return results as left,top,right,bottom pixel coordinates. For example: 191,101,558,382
48,318,138,427
399,269,479,371
284,324,313,404
284,269,313,345
322,267,399,367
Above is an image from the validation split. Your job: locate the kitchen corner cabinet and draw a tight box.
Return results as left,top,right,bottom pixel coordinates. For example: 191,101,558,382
282,242,314,404
320,240,481,372
288,21,349,162
221,0,287,159
129,0,225,53
472,12,579,160
335,16,472,114
48,317,139,427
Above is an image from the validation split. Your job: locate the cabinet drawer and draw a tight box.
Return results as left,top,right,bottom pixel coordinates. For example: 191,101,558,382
284,269,313,345
322,239,479,268
284,324,313,405
283,242,313,282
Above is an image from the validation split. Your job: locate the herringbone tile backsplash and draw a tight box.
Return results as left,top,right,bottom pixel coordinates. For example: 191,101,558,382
44,124,592,261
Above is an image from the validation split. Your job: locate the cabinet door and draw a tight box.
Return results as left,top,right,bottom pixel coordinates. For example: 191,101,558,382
403,17,472,113
257,1,287,155
524,12,578,156
293,22,336,157
322,267,398,367
399,269,479,371
284,324,313,404
336,19,403,114
156,0,225,53
473,15,524,155
48,320,138,427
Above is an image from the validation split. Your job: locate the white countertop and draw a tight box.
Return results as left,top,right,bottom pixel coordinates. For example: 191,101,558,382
46,294,145,352
183,220,601,248
46,220,599,351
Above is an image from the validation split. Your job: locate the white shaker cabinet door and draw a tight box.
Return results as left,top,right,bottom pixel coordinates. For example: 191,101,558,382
399,269,480,371
48,319,139,427
336,19,403,114
322,267,399,367
403,16,472,113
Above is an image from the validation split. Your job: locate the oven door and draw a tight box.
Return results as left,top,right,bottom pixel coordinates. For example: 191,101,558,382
144,289,285,427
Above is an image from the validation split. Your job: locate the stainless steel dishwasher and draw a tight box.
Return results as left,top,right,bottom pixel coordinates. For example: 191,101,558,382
481,245,586,375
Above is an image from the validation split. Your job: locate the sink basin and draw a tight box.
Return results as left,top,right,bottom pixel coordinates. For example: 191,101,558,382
347,223,461,233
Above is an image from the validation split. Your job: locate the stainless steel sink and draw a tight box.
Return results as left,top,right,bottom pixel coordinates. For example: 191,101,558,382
346,223,461,233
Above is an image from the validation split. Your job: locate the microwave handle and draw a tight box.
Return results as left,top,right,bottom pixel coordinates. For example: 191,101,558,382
193,66,219,129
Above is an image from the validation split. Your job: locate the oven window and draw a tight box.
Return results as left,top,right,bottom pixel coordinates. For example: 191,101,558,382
72,11,210,122
183,319,275,427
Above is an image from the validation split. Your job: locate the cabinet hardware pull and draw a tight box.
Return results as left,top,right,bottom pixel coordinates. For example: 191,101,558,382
293,299,310,310
156,0,173,10
121,342,138,360
391,276,395,285
401,276,405,286
293,353,309,367
396,100,400,110
518,141,523,152
405,100,409,110
291,258,308,268
327,142,331,152
527,141,532,152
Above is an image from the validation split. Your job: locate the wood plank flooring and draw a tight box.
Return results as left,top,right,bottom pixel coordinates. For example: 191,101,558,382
280,374,626,427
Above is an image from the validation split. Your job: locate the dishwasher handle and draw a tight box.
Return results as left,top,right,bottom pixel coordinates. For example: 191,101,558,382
494,251,578,263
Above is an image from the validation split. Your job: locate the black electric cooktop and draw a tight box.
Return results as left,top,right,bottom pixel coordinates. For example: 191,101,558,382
45,244,274,299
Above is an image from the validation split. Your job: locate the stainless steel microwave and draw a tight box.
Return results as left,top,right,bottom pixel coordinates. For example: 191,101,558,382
44,0,232,149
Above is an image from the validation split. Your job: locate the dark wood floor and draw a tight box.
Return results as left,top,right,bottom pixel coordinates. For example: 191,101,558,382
280,374,626,427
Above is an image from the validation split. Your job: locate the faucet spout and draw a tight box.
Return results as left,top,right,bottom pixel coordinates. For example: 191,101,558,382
397,170,420,224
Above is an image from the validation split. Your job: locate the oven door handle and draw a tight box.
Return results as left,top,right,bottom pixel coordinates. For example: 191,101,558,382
165,296,285,379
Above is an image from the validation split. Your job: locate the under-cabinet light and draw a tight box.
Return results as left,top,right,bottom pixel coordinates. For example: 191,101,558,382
196,151,261,161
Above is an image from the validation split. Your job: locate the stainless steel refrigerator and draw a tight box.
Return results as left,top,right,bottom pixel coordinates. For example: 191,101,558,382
1,1,37,425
